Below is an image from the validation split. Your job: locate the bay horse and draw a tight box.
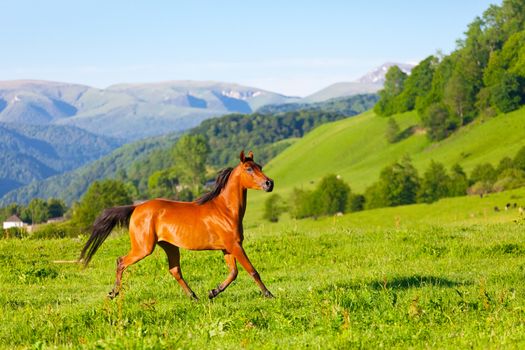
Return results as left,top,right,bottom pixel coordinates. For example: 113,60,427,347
79,151,274,300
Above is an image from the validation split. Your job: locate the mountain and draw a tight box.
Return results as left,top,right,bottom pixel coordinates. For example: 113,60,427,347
0,80,299,141
0,94,379,205
304,62,414,102
357,62,414,84
0,132,178,205
0,123,121,197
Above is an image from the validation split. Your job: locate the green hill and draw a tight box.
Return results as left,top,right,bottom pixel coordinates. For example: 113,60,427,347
0,123,121,197
246,107,525,222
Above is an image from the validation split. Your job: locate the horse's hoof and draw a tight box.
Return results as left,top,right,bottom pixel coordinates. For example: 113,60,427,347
107,290,119,299
190,292,199,301
263,290,274,298
208,288,220,299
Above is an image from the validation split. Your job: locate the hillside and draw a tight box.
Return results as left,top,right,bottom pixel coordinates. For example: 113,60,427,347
256,94,378,115
246,107,525,222
0,80,298,140
1,102,372,205
0,123,120,197
0,133,179,206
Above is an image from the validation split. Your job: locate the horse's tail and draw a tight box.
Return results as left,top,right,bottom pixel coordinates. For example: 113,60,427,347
79,205,136,267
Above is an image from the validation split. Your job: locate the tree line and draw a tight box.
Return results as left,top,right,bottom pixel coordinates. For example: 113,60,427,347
375,0,525,141
264,146,525,221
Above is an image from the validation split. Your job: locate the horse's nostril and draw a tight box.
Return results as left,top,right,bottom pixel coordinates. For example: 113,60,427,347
265,180,271,187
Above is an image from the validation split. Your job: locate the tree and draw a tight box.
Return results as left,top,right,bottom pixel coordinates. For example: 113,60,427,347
173,134,210,191
497,156,515,174
514,145,525,170
492,72,524,112
310,175,351,216
374,66,408,116
289,188,314,219
347,193,365,212
397,55,437,112
47,198,66,218
421,103,455,141
263,194,286,222
493,168,525,192
365,156,420,208
148,168,180,198
71,179,132,231
417,161,451,203
364,182,387,210
385,117,401,143
470,163,498,184
449,164,469,197
21,198,49,224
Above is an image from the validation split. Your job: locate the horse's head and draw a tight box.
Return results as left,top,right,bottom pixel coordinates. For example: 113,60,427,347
238,150,274,192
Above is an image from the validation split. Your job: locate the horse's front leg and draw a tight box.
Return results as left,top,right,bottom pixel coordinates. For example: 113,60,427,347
209,251,238,299
230,244,273,298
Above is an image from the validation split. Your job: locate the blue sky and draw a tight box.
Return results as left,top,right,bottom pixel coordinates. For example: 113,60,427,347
1,0,500,96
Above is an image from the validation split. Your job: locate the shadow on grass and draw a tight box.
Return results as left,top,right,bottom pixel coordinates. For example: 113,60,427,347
395,126,416,142
369,275,468,290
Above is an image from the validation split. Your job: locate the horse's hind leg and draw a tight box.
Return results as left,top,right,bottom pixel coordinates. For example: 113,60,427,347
209,252,237,299
158,241,198,300
108,229,156,299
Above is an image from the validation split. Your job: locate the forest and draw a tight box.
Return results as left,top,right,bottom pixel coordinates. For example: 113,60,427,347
375,0,525,140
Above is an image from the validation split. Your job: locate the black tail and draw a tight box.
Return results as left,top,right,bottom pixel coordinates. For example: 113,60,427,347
79,205,136,266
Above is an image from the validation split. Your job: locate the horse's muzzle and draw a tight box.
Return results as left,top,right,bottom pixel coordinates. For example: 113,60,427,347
263,179,274,192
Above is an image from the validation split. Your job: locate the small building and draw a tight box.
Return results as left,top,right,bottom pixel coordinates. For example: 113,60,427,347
3,215,25,230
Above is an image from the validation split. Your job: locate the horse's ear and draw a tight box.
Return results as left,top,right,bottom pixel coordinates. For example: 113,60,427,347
248,151,254,160
240,150,246,163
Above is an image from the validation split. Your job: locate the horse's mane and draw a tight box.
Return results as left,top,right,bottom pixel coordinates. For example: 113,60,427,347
196,167,234,205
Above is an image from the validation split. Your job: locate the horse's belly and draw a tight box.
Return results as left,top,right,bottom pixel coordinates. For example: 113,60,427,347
157,226,225,251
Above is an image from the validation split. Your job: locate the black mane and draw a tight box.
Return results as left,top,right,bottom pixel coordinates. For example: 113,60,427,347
196,167,234,205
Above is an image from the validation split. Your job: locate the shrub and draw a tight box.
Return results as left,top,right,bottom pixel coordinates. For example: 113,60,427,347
2,227,28,239
309,175,350,216
492,168,525,192
263,194,286,222
470,163,497,185
448,164,469,197
467,181,493,196
365,156,420,209
347,194,365,212
31,222,78,239
289,188,315,219
417,161,451,203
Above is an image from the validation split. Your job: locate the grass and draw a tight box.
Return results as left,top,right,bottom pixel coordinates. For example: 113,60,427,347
2,189,525,349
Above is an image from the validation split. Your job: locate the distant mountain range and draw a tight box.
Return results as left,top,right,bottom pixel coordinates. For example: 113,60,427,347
0,62,413,141
0,80,299,141
0,62,413,203
0,123,120,197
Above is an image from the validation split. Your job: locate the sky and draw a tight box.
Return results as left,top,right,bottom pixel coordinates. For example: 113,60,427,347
1,0,500,97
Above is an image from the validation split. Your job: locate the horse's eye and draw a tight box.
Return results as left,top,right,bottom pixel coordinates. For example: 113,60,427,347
246,167,253,173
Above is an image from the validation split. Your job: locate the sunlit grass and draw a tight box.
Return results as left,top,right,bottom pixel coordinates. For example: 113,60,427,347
1,189,525,348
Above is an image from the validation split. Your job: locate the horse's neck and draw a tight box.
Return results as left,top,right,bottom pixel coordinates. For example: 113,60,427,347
219,173,247,221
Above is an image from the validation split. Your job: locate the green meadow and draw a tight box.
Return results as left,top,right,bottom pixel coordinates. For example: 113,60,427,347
2,187,525,349
246,107,525,224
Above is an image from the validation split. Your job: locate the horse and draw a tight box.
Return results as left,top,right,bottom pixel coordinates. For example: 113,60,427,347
79,151,274,300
